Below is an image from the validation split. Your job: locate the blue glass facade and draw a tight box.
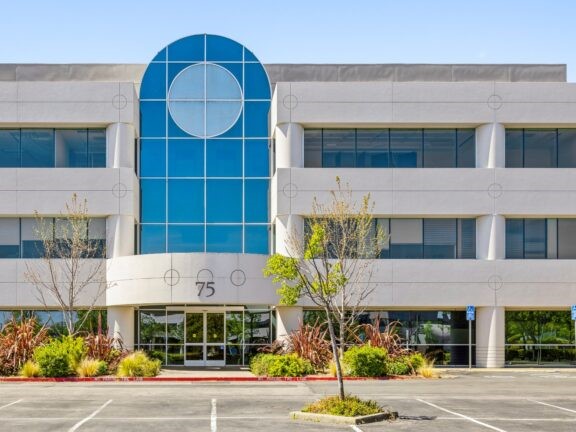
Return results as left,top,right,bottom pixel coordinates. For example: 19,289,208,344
139,35,271,254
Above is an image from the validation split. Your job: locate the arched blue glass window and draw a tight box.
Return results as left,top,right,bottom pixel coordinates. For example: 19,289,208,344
139,34,271,254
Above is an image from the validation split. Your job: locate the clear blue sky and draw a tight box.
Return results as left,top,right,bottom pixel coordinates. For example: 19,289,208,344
1,0,574,81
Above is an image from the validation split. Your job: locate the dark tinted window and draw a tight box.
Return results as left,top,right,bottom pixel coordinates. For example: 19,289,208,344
506,219,524,259
524,129,556,168
423,130,455,168
304,130,322,168
505,130,524,168
558,129,576,168
356,129,389,167
457,129,475,167
391,130,422,168
322,130,355,168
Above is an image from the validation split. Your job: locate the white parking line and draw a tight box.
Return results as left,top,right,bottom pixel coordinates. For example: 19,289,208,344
416,398,507,432
0,399,22,411
528,399,576,414
350,426,364,432
68,399,113,432
211,398,217,432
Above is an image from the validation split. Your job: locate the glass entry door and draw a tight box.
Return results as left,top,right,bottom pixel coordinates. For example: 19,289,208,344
185,312,225,366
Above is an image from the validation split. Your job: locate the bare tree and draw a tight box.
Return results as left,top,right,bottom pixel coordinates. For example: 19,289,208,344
264,178,386,400
25,194,106,335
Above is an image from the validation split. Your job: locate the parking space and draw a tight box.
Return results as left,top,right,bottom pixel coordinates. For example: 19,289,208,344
1,371,576,431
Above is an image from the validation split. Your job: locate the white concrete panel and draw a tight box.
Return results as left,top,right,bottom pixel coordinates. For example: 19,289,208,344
18,82,119,102
0,103,18,122
495,191,576,216
106,253,278,306
0,260,18,282
16,168,117,191
107,306,134,350
392,82,493,102
494,82,576,103
0,192,18,214
18,102,119,124
16,191,119,216
392,102,492,123
0,283,17,305
0,82,18,100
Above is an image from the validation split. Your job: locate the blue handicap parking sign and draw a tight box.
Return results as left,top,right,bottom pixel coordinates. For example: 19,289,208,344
571,305,576,321
466,305,475,321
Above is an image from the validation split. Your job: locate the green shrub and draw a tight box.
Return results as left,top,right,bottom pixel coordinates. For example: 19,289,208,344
76,358,107,377
302,395,383,417
250,353,276,376
250,353,313,377
386,352,426,376
117,351,161,377
19,360,41,378
385,357,411,375
343,345,387,377
407,352,425,371
33,336,86,377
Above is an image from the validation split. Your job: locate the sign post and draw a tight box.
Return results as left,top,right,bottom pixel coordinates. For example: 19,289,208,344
466,306,475,369
572,306,576,365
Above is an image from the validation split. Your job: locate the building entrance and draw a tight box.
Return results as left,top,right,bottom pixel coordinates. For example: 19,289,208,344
185,311,226,366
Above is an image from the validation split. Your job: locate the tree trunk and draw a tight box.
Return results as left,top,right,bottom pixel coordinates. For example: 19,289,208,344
326,307,345,400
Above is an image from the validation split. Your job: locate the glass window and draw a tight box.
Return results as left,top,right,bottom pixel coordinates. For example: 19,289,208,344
88,218,106,258
140,102,166,138
245,225,268,254
168,179,204,223
423,130,456,168
505,130,524,168
0,218,20,258
140,225,166,254
245,180,268,223
0,130,20,167
244,102,269,137
21,218,49,258
546,219,558,259
423,219,456,258
141,180,166,223
356,130,389,168
166,311,184,345
376,218,390,258
390,130,422,168
506,219,524,259
244,310,271,344
390,219,423,258
206,35,243,62
524,129,556,168
140,63,166,100
167,225,204,252
21,129,54,167
167,36,204,62
457,129,475,167
558,129,576,168
304,130,322,168
168,139,203,177
140,139,166,177
206,225,242,253
206,180,242,223
206,139,242,177
322,130,355,168
139,310,166,344
245,139,269,177
55,130,87,168
244,63,271,99
458,219,476,259
558,219,576,259
524,219,546,259
88,130,106,167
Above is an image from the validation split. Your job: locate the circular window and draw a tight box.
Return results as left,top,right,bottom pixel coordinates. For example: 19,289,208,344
168,63,243,138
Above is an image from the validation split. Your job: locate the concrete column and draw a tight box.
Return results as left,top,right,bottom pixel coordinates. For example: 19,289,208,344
106,123,135,169
476,123,505,168
476,306,505,367
275,214,304,256
275,123,304,168
276,306,303,341
107,306,135,350
476,214,505,260
106,215,135,258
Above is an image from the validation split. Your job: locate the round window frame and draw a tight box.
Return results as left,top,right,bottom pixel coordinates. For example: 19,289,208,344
167,62,244,138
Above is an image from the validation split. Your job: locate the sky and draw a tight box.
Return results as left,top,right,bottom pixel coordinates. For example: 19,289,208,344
0,0,574,81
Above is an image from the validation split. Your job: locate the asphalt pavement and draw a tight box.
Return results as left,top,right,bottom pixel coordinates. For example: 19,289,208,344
1,369,576,431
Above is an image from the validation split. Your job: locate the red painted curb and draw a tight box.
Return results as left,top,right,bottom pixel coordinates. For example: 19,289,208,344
0,375,408,383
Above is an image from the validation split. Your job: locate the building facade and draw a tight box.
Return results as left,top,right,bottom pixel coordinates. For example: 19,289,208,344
1,34,576,367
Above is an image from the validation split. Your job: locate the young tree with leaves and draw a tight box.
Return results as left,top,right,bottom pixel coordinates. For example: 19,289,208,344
24,194,106,336
263,178,385,400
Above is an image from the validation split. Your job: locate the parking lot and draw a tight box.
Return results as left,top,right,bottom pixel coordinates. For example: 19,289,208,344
1,370,576,431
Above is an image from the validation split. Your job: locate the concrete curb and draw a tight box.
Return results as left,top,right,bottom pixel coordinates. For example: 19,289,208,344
290,410,398,425
0,375,409,383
